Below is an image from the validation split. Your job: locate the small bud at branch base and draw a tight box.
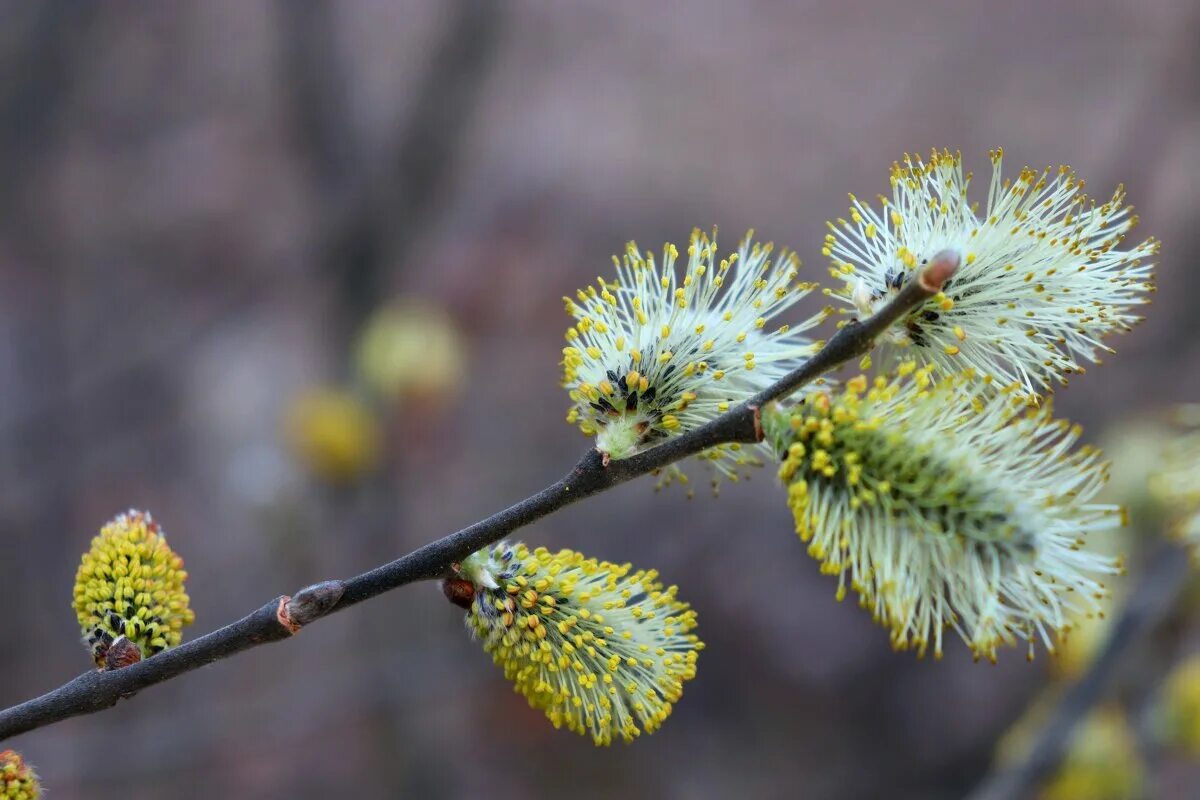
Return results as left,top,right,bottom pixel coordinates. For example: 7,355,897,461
918,249,961,292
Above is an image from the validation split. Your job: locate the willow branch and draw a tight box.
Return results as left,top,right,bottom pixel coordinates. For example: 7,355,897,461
965,542,1192,800
0,262,950,743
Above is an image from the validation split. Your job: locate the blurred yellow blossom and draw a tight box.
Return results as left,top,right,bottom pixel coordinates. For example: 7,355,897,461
1040,707,1143,800
1150,405,1200,557
1099,419,1174,532
283,387,381,484
355,298,466,403
1154,654,1200,755
1000,702,1142,800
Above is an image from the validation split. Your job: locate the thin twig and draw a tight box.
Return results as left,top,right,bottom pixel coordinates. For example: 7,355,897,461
0,263,947,743
964,543,1192,800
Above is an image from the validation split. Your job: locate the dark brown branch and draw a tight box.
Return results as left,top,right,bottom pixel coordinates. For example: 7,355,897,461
964,543,1192,800
0,601,293,740
0,261,950,743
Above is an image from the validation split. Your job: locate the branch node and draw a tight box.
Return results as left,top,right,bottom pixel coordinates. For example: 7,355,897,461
276,596,302,634
750,405,763,442
284,580,346,629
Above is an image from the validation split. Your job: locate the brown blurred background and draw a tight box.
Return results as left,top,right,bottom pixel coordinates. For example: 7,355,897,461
1,2,1198,798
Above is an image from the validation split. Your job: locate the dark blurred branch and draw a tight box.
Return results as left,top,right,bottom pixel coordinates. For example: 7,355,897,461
367,0,503,259
965,543,1192,800
279,0,360,196
0,256,952,743
280,0,504,345
0,0,97,216
0,1,502,456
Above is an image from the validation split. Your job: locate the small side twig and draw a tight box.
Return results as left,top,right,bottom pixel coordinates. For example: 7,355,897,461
965,543,1192,800
0,260,949,743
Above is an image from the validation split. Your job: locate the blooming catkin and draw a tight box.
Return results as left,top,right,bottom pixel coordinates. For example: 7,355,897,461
563,228,831,484
824,148,1157,395
73,510,195,668
451,541,702,745
763,365,1122,661
0,750,39,799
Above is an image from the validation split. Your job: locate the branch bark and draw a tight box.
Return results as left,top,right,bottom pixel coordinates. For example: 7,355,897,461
0,264,947,743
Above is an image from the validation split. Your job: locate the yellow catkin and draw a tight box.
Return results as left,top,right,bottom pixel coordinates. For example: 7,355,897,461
458,541,702,745
0,750,40,799
560,229,828,487
73,510,195,667
830,149,1157,398
763,364,1120,662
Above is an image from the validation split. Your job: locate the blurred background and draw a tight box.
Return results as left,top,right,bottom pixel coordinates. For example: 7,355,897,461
2,1,1199,798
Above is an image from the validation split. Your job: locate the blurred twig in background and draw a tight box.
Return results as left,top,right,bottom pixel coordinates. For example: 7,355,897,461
281,0,504,348
0,1,97,216
0,0,102,699
966,543,1192,800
